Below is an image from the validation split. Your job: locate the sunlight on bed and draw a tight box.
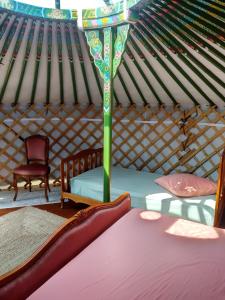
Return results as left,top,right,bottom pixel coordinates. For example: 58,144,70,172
145,192,173,211
140,211,162,220
166,219,219,239
146,192,173,200
144,192,216,225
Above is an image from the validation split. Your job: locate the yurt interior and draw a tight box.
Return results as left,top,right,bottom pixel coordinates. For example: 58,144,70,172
1,0,225,299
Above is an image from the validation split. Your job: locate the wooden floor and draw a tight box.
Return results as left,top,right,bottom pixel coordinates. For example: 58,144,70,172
0,201,89,218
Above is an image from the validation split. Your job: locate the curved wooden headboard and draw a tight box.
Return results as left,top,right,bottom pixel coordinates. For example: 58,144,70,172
0,192,131,300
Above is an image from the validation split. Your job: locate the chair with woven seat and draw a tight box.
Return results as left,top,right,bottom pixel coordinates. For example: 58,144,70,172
13,135,50,202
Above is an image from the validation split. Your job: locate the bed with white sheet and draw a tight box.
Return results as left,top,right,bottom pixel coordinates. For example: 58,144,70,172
70,166,216,226
61,148,218,226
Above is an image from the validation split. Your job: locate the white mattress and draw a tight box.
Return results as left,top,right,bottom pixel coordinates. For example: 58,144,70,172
70,166,216,225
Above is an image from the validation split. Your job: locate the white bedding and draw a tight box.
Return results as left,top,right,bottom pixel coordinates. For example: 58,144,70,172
70,166,216,225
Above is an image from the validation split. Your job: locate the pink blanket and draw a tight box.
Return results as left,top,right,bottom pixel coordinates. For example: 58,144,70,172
29,209,225,300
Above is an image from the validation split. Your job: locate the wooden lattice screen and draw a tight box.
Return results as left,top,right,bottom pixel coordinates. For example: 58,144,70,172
0,104,225,189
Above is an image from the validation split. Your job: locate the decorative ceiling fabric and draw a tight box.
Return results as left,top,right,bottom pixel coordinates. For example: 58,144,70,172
0,0,225,107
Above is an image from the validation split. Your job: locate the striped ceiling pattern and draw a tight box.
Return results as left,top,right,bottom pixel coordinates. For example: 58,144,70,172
0,0,225,107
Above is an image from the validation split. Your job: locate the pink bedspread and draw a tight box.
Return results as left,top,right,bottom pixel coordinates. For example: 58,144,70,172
29,209,225,300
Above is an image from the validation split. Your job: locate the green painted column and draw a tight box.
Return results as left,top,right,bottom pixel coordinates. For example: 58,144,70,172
85,24,129,202
103,27,113,202
82,1,141,201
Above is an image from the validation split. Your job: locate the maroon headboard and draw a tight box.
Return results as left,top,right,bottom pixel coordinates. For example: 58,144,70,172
0,192,131,300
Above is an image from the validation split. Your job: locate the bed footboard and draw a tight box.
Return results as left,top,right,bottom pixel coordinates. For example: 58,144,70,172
0,192,131,300
60,148,103,208
214,149,225,227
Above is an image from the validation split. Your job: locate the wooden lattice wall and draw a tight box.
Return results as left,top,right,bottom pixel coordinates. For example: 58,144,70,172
0,104,225,189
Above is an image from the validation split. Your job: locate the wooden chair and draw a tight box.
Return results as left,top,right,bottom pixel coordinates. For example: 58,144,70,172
13,135,50,202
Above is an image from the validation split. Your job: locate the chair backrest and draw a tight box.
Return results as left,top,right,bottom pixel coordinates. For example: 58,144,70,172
25,135,49,165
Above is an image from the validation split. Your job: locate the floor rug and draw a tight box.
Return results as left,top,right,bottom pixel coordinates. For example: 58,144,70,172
0,206,66,276
0,187,61,209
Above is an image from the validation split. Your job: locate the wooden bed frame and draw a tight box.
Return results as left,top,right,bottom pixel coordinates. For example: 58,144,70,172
61,147,103,208
61,147,225,228
214,148,225,227
0,192,131,300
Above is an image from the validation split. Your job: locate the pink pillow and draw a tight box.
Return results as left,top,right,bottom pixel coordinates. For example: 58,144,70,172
154,173,217,197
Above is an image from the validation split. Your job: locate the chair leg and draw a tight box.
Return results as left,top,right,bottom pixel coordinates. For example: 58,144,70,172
13,174,18,201
44,176,49,202
61,196,64,209
47,175,51,192
24,180,29,189
29,177,32,192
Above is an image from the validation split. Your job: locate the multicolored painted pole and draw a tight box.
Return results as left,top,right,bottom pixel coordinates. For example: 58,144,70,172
102,27,113,202
85,24,129,201
83,1,141,201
